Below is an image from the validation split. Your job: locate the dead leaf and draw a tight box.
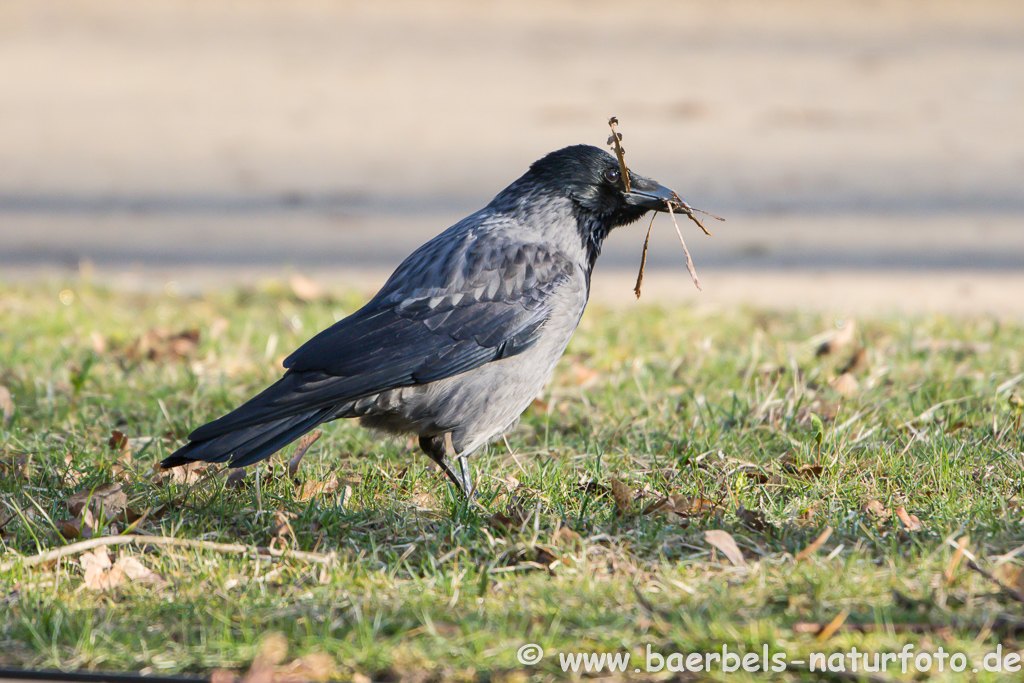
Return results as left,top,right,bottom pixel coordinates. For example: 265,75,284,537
58,508,97,540
704,529,747,568
226,468,248,489
816,318,856,356
736,507,771,533
864,499,890,520
642,494,717,519
609,477,635,515
488,508,526,533
895,506,923,531
289,274,324,302
0,386,13,426
551,523,583,549
79,550,164,591
271,509,296,543
122,327,200,363
66,483,128,519
829,372,859,397
296,476,340,502
288,430,322,477
795,526,833,562
108,430,130,451
155,459,212,487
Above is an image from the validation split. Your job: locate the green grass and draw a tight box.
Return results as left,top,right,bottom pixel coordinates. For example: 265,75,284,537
2,279,1023,681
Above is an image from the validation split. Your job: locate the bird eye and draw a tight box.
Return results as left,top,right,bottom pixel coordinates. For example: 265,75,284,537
603,167,620,184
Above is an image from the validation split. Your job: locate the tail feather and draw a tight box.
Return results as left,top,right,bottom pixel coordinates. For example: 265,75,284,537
161,407,336,470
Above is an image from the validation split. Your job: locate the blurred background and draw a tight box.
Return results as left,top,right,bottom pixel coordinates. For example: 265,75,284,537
2,0,1022,314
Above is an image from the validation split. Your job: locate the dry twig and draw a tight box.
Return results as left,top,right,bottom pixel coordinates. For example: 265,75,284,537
0,533,337,572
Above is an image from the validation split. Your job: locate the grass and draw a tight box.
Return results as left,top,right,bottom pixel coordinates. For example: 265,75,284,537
1,278,1023,681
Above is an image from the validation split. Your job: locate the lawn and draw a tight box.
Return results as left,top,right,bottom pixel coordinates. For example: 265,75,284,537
1,279,1023,681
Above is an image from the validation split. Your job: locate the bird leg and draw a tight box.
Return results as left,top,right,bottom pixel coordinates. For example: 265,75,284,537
455,453,475,499
418,435,472,496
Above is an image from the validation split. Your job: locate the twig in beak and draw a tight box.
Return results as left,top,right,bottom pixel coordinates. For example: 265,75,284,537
634,212,657,298
666,200,702,291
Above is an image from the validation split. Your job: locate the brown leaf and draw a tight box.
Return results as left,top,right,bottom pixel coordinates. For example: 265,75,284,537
736,507,770,533
108,430,130,451
642,494,717,518
816,318,856,356
488,509,526,533
123,327,200,363
270,509,296,543
296,476,340,502
864,499,890,520
704,529,747,568
155,460,212,487
225,468,248,489
66,483,128,519
58,508,97,540
895,506,923,531
829,372,859,397
0,386,13,426
288,430,322,478
551,524,583,549
80,548,113,589
795,526,833,562
239,632,288,683
609,477,635,515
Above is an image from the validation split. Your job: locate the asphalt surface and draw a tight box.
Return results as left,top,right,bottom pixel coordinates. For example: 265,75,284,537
2,0,1022,315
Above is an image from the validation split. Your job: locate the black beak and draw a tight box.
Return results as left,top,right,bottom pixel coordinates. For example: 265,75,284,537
624,175,684,213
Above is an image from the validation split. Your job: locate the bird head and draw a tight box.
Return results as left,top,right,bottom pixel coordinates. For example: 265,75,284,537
506,144,683,267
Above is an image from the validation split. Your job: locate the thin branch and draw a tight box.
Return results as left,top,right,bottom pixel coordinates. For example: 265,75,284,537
1,534,337,572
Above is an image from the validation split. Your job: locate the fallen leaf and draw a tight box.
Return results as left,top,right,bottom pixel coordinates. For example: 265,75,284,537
66,483,128,519
830,372,859,397
271,509,296,543
226,468,248,489
296,477,340,502
609,477,635,515
488,508,526,533
155,459,212,487
642,494,717,518
895,506,923,531
704,529,747,568
122,327,200,363
816,318,856,356
864,499,890,520
795,526,833,562
551,524,583,549
80,548,113,589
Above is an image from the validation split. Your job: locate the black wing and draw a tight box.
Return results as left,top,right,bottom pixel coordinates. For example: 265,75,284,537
188,231,577,441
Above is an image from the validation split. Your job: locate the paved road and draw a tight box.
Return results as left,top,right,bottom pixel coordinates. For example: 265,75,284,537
2,1,1022,313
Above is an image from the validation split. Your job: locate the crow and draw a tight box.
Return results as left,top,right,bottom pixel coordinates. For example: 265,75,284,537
162,144,683,496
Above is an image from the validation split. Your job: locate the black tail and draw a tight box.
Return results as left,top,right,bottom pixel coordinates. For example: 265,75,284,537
161,407,337,469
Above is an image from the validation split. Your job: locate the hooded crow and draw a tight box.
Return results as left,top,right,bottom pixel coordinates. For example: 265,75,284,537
162,144,683,496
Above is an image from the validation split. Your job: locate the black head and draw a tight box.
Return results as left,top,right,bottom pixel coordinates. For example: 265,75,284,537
524,145,678,228
498,144,681,271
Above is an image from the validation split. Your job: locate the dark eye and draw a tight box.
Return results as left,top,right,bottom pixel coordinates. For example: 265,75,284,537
603,167,621,184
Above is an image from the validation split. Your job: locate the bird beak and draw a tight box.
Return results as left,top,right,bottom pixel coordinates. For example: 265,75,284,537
625,176,684,213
